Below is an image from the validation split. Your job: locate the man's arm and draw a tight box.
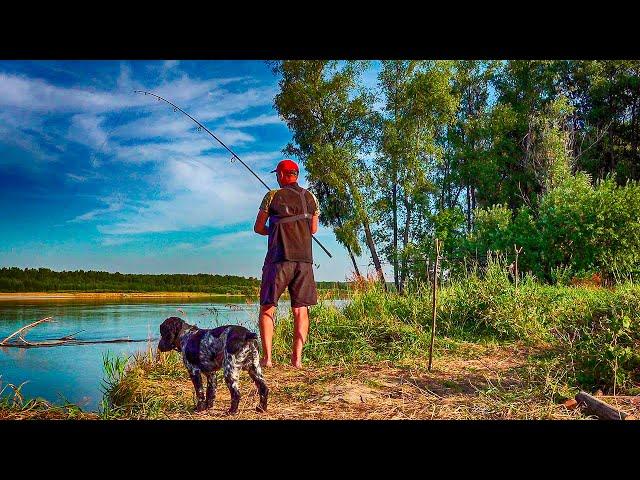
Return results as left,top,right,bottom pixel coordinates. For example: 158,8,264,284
309,190,320,235
254,210,269,236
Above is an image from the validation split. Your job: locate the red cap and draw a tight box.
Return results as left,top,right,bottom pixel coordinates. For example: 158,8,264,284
270,159,299,174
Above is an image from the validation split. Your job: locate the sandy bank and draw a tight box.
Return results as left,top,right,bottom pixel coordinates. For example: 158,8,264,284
0,292,246,301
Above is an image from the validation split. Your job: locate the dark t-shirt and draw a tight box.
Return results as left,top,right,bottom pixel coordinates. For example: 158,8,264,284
259,183,320,265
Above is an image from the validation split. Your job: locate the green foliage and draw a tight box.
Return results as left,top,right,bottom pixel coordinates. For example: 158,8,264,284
271,60,640,289
0,267,348,294
272,268,640,392
465,174,640,282
271,284,431,366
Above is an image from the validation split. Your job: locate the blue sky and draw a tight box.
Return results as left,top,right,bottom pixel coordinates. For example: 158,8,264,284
0,60,387,281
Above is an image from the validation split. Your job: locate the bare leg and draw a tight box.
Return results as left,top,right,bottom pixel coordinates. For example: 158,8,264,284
259,304,276,367
291,306,310,368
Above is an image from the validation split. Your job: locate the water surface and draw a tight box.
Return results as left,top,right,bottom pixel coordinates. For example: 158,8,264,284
0,297,258,411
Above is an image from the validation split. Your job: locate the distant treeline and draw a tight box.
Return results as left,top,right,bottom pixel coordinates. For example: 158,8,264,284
0,267,348,294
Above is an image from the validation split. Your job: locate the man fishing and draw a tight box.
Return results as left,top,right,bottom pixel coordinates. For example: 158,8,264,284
253,159,320,368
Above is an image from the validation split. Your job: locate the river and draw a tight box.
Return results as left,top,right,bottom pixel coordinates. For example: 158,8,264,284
0,297,259,412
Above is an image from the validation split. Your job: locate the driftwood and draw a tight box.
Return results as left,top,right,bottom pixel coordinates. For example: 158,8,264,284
0,317,54,345
575,391,636,420
0,316,157,349
3,338,155,349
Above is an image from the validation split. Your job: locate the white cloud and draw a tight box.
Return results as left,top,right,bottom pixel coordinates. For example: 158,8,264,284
202,231,255,250
94,155,267,235
67,113,108,149
226,114,282,128
69,197,124,223
194,85,278,121
162,60,180,71
66,173,87,182
101,236,136,246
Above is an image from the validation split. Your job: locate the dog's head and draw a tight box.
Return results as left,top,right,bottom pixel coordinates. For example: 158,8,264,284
158,316,185,352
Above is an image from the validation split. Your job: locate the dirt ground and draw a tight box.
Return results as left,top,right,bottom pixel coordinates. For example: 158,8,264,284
144,343,597,420
4,342,638,420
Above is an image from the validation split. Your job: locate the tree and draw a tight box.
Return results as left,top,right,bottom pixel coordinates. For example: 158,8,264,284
272,60,386,284
373,61,459,291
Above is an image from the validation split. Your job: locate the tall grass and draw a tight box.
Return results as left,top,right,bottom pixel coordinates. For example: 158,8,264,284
0,378,91,419
269,255,640,393
102,258,639,418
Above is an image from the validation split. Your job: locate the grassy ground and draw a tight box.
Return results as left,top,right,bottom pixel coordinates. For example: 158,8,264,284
97,341,593,420
3,260,639,420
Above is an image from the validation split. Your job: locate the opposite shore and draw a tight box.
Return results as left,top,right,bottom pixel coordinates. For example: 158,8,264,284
0,292,246,301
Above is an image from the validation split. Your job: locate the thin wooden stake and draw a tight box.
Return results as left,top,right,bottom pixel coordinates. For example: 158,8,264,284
514,244,523,290
428,238,441,372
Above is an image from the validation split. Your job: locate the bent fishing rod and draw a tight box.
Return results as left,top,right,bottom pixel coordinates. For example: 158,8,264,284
134,90,332,259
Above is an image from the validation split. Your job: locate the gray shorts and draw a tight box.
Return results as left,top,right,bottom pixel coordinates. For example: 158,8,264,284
260,261,318,308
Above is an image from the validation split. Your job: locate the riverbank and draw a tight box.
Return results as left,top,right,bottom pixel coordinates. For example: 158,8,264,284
0,292,246,301
98,341,591,420
3,264,639,420
98,268,639,420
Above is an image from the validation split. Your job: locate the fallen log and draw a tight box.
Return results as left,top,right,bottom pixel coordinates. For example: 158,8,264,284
575,391,636,420
0,317,54,345
1,317,157,348
2,338,157,348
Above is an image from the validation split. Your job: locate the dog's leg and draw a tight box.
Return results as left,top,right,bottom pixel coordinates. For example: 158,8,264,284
223,355,241,415
189,369,206,412
205,372,217,409
247,345,268,413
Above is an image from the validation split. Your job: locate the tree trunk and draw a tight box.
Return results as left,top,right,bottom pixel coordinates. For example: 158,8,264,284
346,245,361,277
392,65,400,292
398,196,413,293
362,217,387,289
392,174,399,291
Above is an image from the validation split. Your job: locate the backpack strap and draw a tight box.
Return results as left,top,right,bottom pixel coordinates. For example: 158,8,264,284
269,186,313,226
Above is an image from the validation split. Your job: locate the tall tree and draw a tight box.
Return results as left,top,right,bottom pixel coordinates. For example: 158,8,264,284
271,60,386,284
487,60,562,210
374,61,458,291
447,60,497,232
559,60,640,183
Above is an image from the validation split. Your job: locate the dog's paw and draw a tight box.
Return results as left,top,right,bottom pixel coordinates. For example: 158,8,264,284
226,408,239,416
194,402,207,413
255,405,267,413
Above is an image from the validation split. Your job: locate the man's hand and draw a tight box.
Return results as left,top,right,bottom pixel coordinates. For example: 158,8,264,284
310,213,319,235
254,210,269,236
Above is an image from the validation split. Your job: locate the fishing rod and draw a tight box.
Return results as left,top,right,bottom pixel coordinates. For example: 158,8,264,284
134,90,333,259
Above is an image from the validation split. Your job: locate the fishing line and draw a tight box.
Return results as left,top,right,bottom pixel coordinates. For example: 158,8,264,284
134,90,333,261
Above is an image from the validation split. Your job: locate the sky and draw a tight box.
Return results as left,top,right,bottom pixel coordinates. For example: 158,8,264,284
0,60,388,281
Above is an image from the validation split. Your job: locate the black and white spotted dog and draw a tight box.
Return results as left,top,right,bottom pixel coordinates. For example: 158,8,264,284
157,316,268,415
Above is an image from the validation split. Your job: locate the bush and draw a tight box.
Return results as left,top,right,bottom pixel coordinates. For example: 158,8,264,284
466,174,640,283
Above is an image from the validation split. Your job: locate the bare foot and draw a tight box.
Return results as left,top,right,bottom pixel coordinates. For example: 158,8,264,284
290,356,302,369
260,358,273,368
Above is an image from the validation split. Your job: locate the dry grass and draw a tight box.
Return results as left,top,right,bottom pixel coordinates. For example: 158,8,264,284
107,342,591,420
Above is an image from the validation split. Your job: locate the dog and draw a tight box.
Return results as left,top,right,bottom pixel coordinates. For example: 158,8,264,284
157,316,268,415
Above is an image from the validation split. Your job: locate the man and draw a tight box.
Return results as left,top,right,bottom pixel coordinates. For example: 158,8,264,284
253,159,319,368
